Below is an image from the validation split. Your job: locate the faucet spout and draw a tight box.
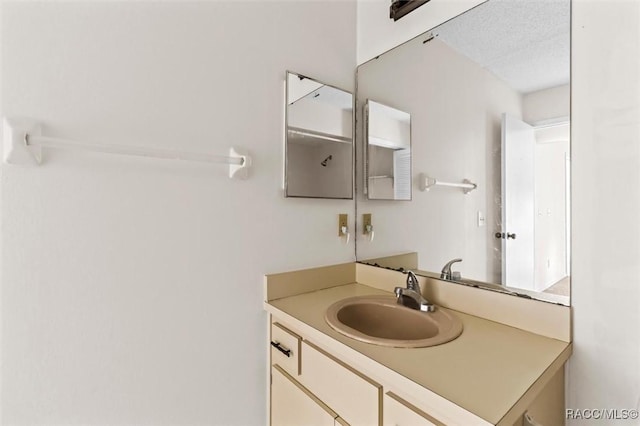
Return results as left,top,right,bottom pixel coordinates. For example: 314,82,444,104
394,271,435,312
440,258,463,281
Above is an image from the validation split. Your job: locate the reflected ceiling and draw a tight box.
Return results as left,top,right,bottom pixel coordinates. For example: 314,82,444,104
436,0,570,93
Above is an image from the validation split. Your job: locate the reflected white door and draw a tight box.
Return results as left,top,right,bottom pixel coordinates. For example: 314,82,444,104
393,149,411,200
501,114,535,290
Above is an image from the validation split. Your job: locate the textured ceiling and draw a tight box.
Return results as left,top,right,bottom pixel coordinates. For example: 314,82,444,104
435,0,570,94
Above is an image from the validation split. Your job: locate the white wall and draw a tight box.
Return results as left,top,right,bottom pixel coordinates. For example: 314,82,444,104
368,102,410,148
0,2,356,424
288,97,352,139
523,84,571,124
569,0,640,422
534,125,569,291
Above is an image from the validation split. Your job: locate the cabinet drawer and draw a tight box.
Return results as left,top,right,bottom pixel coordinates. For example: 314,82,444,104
271,322,301,376
383,392,444,426
301,340,382,426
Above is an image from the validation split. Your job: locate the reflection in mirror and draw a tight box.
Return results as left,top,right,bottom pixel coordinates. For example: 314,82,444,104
365,100,411,200
285,72,353,199
355,0,570,305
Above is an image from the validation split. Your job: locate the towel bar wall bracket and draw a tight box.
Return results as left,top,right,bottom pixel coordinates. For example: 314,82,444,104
3,117,43,165
2,117,251,179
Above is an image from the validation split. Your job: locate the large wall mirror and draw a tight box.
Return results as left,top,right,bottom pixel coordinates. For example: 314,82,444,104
285,72,353,199
355,0,571,305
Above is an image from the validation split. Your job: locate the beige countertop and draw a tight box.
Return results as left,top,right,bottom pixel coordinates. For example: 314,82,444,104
267,283,571,425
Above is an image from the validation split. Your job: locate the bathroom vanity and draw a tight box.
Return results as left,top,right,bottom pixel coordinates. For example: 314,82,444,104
264,263,571,426
269,1,573,423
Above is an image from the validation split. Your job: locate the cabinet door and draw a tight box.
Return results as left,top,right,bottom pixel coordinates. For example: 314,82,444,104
272,365,337,426
384,392,444,426
515,367,565,426
301,341,381,426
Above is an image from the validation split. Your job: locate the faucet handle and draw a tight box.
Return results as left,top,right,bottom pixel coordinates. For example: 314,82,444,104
404,270,420,292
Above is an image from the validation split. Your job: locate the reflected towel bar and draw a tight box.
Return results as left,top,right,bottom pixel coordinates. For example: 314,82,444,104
419,173,476,194
2,117,251,179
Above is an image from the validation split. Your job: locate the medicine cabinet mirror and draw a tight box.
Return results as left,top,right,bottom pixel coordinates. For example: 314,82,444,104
365,100,412,201
355,0,571,305
285,72,353,199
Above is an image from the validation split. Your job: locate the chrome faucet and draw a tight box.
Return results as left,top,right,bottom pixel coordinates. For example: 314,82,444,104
440,258,463,281
394,271,435,312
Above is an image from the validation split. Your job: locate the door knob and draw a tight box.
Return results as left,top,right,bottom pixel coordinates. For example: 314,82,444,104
495,232,516,239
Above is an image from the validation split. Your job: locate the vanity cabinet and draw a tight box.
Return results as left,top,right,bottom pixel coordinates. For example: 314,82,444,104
271,322,302,377
271,365,341,426
383,392,442,426
301,340,382,426
265,266,571,426
270,321,379,426
270,319,438,426
269,315,566,426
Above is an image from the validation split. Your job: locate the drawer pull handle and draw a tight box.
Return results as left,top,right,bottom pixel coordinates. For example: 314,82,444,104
271,341,291,357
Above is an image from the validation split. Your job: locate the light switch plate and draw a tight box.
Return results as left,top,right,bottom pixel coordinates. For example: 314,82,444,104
477,211,485,227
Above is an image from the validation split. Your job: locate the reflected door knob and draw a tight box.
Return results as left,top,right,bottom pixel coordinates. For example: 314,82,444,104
507,233,516,239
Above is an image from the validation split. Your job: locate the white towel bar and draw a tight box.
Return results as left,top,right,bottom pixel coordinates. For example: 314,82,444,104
419,173,476,194
3,117,251,179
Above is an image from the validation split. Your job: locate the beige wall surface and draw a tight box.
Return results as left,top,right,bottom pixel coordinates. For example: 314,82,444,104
0,2,356,424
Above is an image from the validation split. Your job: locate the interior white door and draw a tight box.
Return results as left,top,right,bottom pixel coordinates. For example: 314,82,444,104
501,114,535,290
